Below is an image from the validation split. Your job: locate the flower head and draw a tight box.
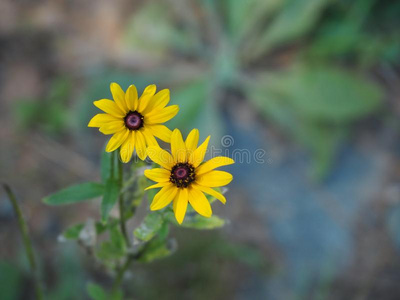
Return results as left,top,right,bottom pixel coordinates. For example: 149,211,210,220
88,83,179,162
144,129,234,224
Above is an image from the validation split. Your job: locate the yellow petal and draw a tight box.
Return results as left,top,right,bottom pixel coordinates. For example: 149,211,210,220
147,146,174,170
188,186,212,217
125,84,138,111
142,89,170,114
120,131,135,163
110,82,128,113
145,105,179,124
196,156,235,175
150,184,177,211
144,168,171,182
171,129,187,163
145,182,170,191
135,130,147,160
188,136,210,167
88,113,119,127
196,170,233,187
192,183,226,204
147,124,172,143
173,188,188,224
94,99,125,118
142,127,159,147
105,129,130,152
185,129,199,156
138,84,157,112
99,121,125,134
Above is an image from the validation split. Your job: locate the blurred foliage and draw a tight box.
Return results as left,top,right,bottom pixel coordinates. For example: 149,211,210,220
87,282,123,300
0,262,22,300
246,64,383,177
5,0,400,298
0,245,86,300
13,77,72,136
77,0,399,180
46,245,87,300
130,230,271,300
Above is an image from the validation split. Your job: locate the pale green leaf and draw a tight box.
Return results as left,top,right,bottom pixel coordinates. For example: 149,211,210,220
138,238,175,263
62,223,84,240
164,210,226,229
134,212,164,242
181,214,226,230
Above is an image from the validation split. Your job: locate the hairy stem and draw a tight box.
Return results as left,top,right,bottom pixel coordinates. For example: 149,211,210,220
2,184,44,300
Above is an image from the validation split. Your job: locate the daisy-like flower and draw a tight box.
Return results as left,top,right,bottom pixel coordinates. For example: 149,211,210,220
88,83,179,162
144,128,234,224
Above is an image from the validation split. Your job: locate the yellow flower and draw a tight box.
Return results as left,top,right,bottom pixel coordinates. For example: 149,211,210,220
144,128,234,224
88,83,179,162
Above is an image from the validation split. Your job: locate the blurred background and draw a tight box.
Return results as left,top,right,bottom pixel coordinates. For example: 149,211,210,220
1,0,400,299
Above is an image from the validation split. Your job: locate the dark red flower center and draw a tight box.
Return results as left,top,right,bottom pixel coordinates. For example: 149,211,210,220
124,111,144,130
170,163,195,188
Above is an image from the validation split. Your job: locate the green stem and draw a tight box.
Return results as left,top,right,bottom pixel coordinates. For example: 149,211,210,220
3,184,44,300
117,157,129,246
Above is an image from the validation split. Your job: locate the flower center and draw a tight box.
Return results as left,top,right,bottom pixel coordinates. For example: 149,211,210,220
170,163,195,188
124,111,144,130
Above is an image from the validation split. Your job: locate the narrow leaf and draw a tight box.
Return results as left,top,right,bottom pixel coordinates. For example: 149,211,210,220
43,182,104,205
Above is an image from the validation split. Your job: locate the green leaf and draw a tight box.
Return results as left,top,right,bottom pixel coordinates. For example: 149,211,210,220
96,225,126,261
96,242,121,261
250,0,330,58
95,221,109,235
226,0,285,43
138,240,174,263
262,65,383,122
138,239,174,263
101,179,120,223
62,223,84,240
43,182,104,205
247,65,383,123
137,222,173,263
111,291,123,300
246,65,383,179
123,2,201,57
134,212,164,242
87,282,107,300
109,225,126,254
